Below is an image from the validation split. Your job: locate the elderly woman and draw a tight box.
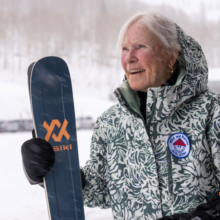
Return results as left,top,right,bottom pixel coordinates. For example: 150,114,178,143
22,11,220,220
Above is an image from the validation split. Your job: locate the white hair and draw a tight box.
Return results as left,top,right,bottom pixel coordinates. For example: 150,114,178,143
117,11,185,68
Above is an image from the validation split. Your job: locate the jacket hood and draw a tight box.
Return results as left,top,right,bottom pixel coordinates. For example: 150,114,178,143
115,24,209,123
175,23,208,94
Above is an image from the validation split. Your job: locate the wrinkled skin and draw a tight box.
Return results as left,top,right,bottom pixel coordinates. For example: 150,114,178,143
121,21,178,92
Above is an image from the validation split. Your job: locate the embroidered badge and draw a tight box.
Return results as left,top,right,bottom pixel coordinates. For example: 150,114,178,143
167,133,190,158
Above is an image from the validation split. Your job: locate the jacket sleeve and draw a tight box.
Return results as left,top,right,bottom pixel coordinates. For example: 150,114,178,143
81,116,111,209
206,102,220,183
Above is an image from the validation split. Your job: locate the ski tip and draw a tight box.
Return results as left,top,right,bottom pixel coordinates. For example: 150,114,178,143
27,62,36,76
36,56,67,65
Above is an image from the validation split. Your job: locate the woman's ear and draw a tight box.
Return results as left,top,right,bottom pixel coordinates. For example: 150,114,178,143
169,50,179,67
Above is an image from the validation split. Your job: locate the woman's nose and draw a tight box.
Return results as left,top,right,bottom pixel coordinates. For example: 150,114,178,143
125,50,138,63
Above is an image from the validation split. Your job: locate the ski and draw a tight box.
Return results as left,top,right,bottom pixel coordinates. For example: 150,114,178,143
27,56,85,220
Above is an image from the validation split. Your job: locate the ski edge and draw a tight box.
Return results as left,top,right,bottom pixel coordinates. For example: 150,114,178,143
28,60,52,220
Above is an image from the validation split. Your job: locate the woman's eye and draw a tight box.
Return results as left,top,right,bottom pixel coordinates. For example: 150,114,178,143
122,47,128,51
138,44,146,49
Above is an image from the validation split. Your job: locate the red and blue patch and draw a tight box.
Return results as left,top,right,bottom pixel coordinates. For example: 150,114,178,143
167,133,190,158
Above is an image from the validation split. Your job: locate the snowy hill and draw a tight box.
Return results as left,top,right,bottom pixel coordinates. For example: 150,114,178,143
0,77,116,121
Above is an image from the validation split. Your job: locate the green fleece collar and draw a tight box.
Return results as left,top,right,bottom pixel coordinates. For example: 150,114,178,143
175,68,186,85
117,80,143,120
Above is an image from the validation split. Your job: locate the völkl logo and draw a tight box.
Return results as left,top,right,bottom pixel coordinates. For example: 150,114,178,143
43,119,70,142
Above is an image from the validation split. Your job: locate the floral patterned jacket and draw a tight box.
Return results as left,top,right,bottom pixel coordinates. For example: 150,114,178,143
81,24,220,220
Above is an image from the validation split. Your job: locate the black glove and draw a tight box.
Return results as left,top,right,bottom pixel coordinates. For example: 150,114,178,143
192,191,220,220
21,134,86,189
21,138,55,186
158,191,220,220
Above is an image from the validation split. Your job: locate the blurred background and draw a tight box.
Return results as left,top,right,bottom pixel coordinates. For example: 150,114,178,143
1,0,220,123
0,0,220,219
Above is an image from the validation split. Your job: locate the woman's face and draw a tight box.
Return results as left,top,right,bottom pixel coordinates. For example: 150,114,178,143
121,21,177,92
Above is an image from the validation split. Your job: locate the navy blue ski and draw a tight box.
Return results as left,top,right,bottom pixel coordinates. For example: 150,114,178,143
28,57,85,220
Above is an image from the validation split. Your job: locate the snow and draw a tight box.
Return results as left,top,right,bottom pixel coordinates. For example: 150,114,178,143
0,76,116,121
0,131,113,220
208,68,220,81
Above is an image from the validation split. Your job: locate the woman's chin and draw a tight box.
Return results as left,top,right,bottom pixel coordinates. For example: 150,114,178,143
129,84,147,92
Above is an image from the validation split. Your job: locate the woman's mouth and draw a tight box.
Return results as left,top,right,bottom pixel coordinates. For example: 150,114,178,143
129,69,145,75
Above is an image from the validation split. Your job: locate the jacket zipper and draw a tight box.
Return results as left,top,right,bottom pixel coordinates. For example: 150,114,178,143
167,150,173,200
146,98,157,137
148,98,173,203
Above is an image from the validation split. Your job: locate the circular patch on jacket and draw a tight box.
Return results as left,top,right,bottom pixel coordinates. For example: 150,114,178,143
167,133,190,159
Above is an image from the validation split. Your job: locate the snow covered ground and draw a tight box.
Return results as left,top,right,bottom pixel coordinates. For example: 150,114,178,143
0,131,113,220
